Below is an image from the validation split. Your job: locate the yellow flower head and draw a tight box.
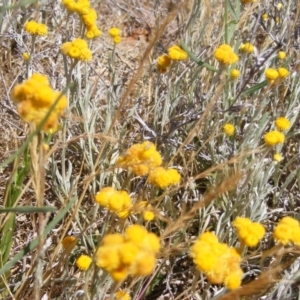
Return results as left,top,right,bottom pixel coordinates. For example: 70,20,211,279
148,167,181,189
168,45,188,61
25,20,48,36
61,38,92,61
273,153,283,162
115,291,131,300
11,74,67,132
94,187,132,215
265,68,279,82
239,42,254,54
262,13,268,21
190,231,243,290
23,52,30,61
277,51,286,60
157,54,172,73
143,210,155,221
264,130,285,146
61,236,76,250
278,67,289,79
275,117,290,131
109,27,121,38
95,225,160,281
230,69,240,80
117,141,162,176
113,36,121,44
76,254,92,271
214,44,239,65
233,217,265,247
223,123,235,137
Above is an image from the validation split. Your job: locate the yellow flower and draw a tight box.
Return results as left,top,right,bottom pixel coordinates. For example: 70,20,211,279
275,117,290,131
233,217,265,247
214,44,239,65
61,38,92,61
278,51,286,60
23,52,30,61
113,36,121,44
109,27,121,38
224,270,243,290
25,21,48,36
239,42,254,53
148,167,180,189
168,45,188,61
190,232,243,290
143,210,155,221
94,187,132,215
117,141,162,176
157,54,172,73
76,255,92,271
265,68,279,82
95,225,160,281
278,67,289,78
273,153,283,162
262,13,268,21
277,3,283,10
264,130,285,146
230,69,240,80
81,8,97,26
223,123,235,136
61,236,76,250
115,291,131,300
11,74,67,132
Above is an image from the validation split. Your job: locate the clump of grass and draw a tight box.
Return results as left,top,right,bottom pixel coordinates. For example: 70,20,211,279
0,0,300,299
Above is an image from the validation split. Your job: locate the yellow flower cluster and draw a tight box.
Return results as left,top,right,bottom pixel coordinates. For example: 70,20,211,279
23,52,30,61
265,67,289,83
233,217,265,247
156,46,187,73
239,42,254,54
117,141,162,176
230,69,240,80
94,187,132,218
62,0,101,39
61,38,92,61
214,44,239,65
190,232,243,290
109,27,121,44
148,167,180,189
135,201,155,221
24,20,48,36
275,117,290,131
273,216,300,245
157,54,172,73
264,130,285,146
76,254,92,271
11,74,67,133
115,291,131,300
273,153,283,162
168,45,188,61
223,123,235,137
95,225,160,281
278,51,286,60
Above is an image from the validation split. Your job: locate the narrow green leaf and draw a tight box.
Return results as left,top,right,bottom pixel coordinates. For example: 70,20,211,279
241,81,268,97
226,0,238,21
0,196,77,277
180,41,218,72
0,206,57,213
